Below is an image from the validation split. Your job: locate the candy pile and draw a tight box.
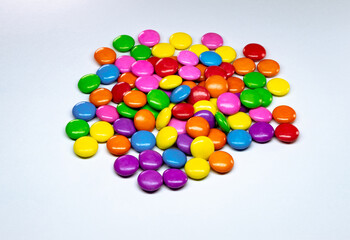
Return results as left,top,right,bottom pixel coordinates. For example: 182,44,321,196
66,30,299,192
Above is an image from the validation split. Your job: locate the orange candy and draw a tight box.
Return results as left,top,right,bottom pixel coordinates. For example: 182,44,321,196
208,128,227,150
197,81,206,87
107,135,131,155
272,105,296,123
227,77,245,93
117,72,137,88
181,81,197,89
257,59,280,77
196,64,207,81
186,116,210,138
134,109,155,131
232,58,256,75
94,47,116,65
89,88,113,107
123,90,147,108
205,75,228,98
209,151,234,173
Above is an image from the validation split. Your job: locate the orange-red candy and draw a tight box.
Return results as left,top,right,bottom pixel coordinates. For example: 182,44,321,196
208,128,227,150
272,105,296,123
186,116,210,138
196,64,207,81
123,90,147,108
232,58,256,75
257,59,280,77
198,81,206,87
181,81,197,89
227,77,245,93
209,151,234,173
134,109,155,131
107,135,131,155
205,75,228,98
117,72,137,88
94,47,116,65
89,88,113,107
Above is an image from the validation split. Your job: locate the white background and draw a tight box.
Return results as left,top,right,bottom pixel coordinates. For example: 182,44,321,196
0,0,349,239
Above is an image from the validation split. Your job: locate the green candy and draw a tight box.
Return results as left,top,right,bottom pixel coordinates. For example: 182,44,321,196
141,104,159,119
65,119,90,140
147,89,170,111
130,45,152,60
240,89,262,108
113,35,135,52
215,112,230,133
117,102,138,118
243,72,266,89
254,88,273,107
78,74,100,94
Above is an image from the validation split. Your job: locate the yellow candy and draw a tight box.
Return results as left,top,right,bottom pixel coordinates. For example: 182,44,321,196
184,158,210,180
168,103,176,110
156,107,172,130
190,136,214,160
227,112,252,130
189,44,209,57
266,78,290,96
152,43,175,58
90,121,114,142
156,126,178,150
193,100,217,115
73,136,98,158
215,46,237,62
159,75,182,90
169,32,192,50
209,98,218,112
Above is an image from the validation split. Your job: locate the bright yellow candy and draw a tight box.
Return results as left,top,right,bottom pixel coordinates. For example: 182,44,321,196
190,136,215,160
152,43,175,58
185,158,210,180
159,75,182,90
193,100,217,115
73,136,98,158
209,98,218,112
215,46,237,62
266,78,290,96
227,112,252,130
156,107,172,130
169,32,192,50
156,126,178,150
90,121,114,142
189,44,209,57
168,103,176,110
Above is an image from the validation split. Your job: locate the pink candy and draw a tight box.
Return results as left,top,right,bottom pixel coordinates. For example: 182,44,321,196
178,66,201,80
131,60,154,76
201,32,224,50
96,105,119,122
249,107,272,122
217,92,240,115
114,55,136,73
168,118,187,134
138,29,160,47
177,50,199,66
135,76,159,92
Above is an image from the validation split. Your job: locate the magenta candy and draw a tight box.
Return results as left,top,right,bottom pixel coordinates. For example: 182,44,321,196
115,55,136,73
131,60,154,76
139,150,163,170
178,66,201,80
152,74,162,82
114,155,139,177
135,75,159,92
193,110,215,128
96,105,119,123
168,118,187,134
162,90,172,98
138,29,160,47
163,169,188,189
201,33,224,50
217,92,241,115
137,170,163,192
113,118,136,137
249,122,274,143
177,50,199,66
249,107,272,122
176,133,193,155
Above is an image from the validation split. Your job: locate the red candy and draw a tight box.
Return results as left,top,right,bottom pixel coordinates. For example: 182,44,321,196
187,86,211,105
204,66,227,79
243,43,266,61
274,123,299,143
154,57,178,77
172,103,194,120
147,56,160,67
219,62,235,78
111,82,131,103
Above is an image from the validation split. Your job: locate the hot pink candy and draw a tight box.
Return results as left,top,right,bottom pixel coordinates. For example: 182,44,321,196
135,76,159,92
96,105,119,122
217,92,241,115
114,55,136,73
178,66,201,80
131,60,154,76
201,33,223,50
177,50,199,66
249,107,272,122
138,29,160,47
168,118,187,134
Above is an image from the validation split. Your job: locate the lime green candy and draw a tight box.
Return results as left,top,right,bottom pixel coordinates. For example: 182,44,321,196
141,104,159,119
215,112,230,133
65,119,90,140
78,74,100,94
240,89,262,108
130,45,152,60
254,88,273,107
117,102,138,118
147,89,170,111
243,72,266,89
113,35,135,52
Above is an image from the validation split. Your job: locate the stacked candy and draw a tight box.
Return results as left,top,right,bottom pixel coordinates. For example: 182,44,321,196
66,30,299,192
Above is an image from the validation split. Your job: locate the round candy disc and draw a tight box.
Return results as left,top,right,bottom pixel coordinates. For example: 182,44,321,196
193,110,215,128
131,60,154,76
123,90,147,108
156,107,172,130
190,136,214,160
114,155,139,177
215,112,230,133
176,133,193,155
170,85,191,103
156,126,178,150
204,66,227,79
208,128,227,150
205,75,228,98
163,169,188,189
240,89,262,108
227,112,252,130
215,46,236,62
113,35,135,52
111,82,131,103
243,43,266,61
172,103,194,120
254,88,273,107
72,101,96,121
94,47,116,65
138,29,160,47
107,135,131,155
96,105,119,122
78,74,100,94
118,72,138,88
135,76,159,93
209,151,234,173
131,130,156,152
184,158,210,180
274,123,299,143
186,116,210,138
249,122,274,143
189,44,209,57
162,148,187,168
232,58,256,75
113,118,136,137
89,88,113,107
243,72,266,89
227,77,245,93
201,32,223,50
152,43,175,58
96,64,120,85
169,32,192,50
139,150,163,170
117,102,138,118
138,170,163,192
220,62,235,78
114,55,136,73
257,59,280,77
159,75,182,90
90,121,114,143
217,92,241,115
130,45,152,60
73,136,98,158
154,57,178,77
249,107,272,122
266,78,290,96
188,86,211,105
168,118,187,135
227,130,252,150
193,100,217,115
272,105,296,123
134,109,155,131
177,50,199,66
147,89,170,110
199,51,222,66
66,119,90,140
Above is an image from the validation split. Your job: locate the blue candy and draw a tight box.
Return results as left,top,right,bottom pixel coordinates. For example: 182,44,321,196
162,148,187,168
131,131,156,152
170,85,191,103
199,51,222,66
96,64,120,84
72,101,96,121
227,130,252,150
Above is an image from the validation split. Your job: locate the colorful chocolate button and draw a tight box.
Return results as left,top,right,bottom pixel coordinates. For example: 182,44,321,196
107,135,131,155
73,136,98,158
94,47,116,65
272,105,296,123
162,148,187,168
274,123,299,143
184,158,210,180
201,32,223,50
257,59,280,77
169,32,192,50
190,136,214,160
227,130,252,150
266,78,290,96
243,43,266,61
114,155,139,177
156,126,178,150
209,151,234,173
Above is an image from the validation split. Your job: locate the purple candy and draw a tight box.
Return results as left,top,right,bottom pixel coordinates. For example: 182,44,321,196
162,90,172,98
163,169,188,189
113,118,136,137
176,133,193,155
239,105,249,113
114,155,139,177
193,110,215,128
139,150,163,170
249,122,274,143
137,170,163,192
